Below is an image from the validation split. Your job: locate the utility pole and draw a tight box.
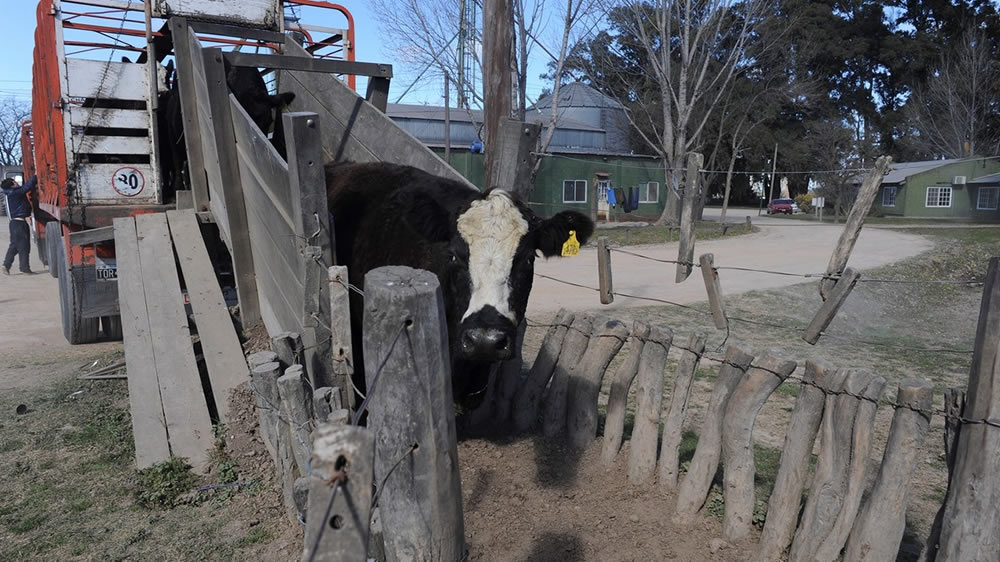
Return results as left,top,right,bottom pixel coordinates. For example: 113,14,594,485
760,142,778,215
483,0,512,188
444,71,451,164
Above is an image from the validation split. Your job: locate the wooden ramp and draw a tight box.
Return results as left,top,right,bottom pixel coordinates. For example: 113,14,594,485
113,210,248,470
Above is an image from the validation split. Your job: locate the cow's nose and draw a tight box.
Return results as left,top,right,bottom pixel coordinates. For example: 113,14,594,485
461,328,512,360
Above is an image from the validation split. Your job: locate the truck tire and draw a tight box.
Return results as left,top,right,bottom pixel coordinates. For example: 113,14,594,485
36,225,49,267
46,222,61,278
101,316,123,341
56,234,99,344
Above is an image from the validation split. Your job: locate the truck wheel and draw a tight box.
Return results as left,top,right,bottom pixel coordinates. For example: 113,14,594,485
46,222,61,278
57,235,99,344
101,316,123,341
36,226,49,267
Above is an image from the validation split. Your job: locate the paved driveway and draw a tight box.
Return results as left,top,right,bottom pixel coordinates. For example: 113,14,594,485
527,208,934,313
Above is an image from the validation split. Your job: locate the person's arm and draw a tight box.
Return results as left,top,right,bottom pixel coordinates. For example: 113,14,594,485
8,176,36,196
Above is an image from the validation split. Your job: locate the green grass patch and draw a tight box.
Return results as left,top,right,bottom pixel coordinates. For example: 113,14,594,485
591,221,754,247
136,457,198,508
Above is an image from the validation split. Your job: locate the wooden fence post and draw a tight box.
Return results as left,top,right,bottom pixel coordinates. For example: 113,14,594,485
328,265,356,412
676,152,703,283
819,155,891,299
598,236,613,304
542,314,593,438
789,369,870,561
721,351,797,540
302,423,375,562
844,378,933,562
757,360,842,561
658,333,707,490
250,360,298,521
936,257,1000,561
567,319,630,449
278,364,315,478
816,374,886,560
512,310,574,432
273,332,303,370
601,321,650,464
921,387,967,562
699,254,727,329
362,266,464,562
803,268,861,344
627,327,673,484
674,343,754,522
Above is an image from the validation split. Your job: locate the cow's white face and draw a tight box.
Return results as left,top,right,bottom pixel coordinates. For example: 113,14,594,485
456,191,529,323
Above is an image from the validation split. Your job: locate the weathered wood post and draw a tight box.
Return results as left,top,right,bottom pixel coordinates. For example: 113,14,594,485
658,332,706,490
542,314,593,438
362,266,464,562
598,236,613,304
789,369,870,561
757,360,843,561
721,351,797,540
936,257,1000,561
803,268,861,344
676,152,703,283
302,424,375,562
512,310,574,432
273,332,303,370
601,321,650,464
699,254,727,329
329,265,356,412
815,374,886,560
626,326,673,483
278,364,315,478
819,155,891,299
250,359,298,521
844,378,933,561
567,319,630,449
674,343,754,522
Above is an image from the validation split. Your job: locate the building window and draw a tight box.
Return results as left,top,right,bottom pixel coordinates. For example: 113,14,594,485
563,179,587,203
978,187,999,210
597,179,611,204
926,186,952,208
641,181,659,203
882,186,897,207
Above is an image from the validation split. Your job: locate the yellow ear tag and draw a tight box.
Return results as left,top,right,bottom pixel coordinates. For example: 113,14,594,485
561,230,580,257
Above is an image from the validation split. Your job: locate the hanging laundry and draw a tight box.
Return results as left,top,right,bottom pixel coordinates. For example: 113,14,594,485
607,187,617,207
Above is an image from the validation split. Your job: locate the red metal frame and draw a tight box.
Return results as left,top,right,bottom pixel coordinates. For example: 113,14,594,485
285,0,356,89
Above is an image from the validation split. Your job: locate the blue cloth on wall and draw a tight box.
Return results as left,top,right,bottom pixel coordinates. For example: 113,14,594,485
607,187,617,207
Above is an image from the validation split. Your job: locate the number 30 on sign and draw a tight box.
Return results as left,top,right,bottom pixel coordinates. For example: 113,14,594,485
112,166,145,197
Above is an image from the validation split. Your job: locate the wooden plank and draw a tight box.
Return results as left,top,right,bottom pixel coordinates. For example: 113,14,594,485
242,169,305,311
285,112,333,265
675,152,703,282
71,135,152,155
363,267,465,561
820,155,891,299
304,424,375,562
202,48,261,326
169,18,210,212
302,246,332,388
278,41,475,188
74,163,161,203
366,77,391,113
167,210,248,423
699,253,727,329
597,236,613,305
937,257,1000,561
151,0,282,29
113,217,170,469
845,378,934,561
802,268,861,344
189,35,225,212
225,51,393,78
69,225,114,246
135,212,212,471
68,107,151,129
186,20,285,42
65,59,150,100
175,190,194,210
230,95,294,220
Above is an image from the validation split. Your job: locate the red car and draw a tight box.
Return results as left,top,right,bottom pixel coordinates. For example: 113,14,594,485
767,198,795,214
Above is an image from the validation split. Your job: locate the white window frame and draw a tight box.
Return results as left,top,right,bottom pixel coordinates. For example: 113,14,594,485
925,186,952,208
977,186,999,210
882,186,897,207
597,179,611,203
562,179,587,203
641,181,659,203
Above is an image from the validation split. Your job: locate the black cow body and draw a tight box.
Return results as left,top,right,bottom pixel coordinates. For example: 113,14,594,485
326,161,594,408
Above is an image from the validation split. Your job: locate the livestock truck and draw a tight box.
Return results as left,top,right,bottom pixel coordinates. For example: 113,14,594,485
21,0,355,343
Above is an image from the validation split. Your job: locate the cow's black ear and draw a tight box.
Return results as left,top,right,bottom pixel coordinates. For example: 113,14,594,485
534,210,594,257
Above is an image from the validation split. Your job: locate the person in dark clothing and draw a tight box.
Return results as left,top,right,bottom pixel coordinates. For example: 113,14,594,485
2,175,37,275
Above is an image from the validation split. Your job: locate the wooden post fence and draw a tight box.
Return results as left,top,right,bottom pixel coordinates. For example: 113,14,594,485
626,326,673,483
542,314,593,438
658,332,706,490
512,309,574,432
567,319,630,448
601,321,650,464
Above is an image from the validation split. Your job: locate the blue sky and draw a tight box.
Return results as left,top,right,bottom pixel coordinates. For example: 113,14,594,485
0,2,449,104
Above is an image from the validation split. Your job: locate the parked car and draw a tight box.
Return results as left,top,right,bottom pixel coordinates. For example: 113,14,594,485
767,198,795,214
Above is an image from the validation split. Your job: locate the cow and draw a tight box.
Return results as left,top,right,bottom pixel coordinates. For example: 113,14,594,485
326,161,594,409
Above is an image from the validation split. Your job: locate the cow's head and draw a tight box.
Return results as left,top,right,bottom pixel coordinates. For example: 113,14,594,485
403,187,593,366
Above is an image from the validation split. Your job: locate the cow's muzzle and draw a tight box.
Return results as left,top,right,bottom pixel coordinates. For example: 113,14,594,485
460,327,513,361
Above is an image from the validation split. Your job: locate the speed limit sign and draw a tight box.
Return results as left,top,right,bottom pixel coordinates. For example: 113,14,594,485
112,166,145,197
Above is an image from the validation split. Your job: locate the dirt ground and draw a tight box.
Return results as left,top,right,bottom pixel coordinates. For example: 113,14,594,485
0,215,976,561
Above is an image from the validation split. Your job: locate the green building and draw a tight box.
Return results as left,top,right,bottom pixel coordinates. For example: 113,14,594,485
387,82,667,221
871,158,1000,220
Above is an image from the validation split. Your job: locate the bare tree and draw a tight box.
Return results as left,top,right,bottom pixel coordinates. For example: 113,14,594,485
905,28,1000,159
598,0,775,225
0,97,30,167
808,121,867,224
